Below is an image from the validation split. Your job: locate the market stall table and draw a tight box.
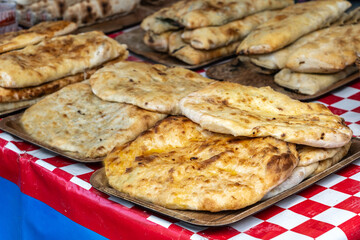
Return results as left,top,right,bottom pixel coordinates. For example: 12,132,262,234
1,29,360,240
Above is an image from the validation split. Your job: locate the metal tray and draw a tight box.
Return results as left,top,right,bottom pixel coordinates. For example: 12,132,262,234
90,138,360,226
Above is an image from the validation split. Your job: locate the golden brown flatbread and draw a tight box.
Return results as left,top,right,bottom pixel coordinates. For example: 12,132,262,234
237,0,350,55
179,81,353,148
309,141,352,177
105,116,298,212
298,142,352,167
285,24,360,73
90,61,214,114
181,10,281,50
0,31,128,88
63,0,140,26
143,31,172,53
274,66,358,95
0,69,96,103
169,31,238,65
0,20,77,54
141,0,293,33
20,82,166,158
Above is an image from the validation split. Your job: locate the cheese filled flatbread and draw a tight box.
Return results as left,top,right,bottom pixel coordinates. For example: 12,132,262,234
285,24,360,73
0,20,77,54
179,81,353,148
105,116,298,212
169,31,238,65
274,66,358,95
237,0,350,55
0,31,128,88
181,10,280,50
63,0,140,26
20,82,166,158
90,61,214,114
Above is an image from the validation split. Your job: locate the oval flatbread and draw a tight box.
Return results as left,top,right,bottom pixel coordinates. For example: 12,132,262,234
20,82,166,158
0,31,128,88
237,0,350,54
90,61,214,114
105,116,298,212
179,81,353,148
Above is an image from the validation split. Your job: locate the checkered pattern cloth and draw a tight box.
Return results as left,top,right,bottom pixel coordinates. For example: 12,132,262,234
0,31,359,240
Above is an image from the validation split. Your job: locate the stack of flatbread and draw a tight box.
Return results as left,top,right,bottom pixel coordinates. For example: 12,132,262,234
35,60,351,212
0,24,128,113
237,0,360,95
15,0,140,27
140,0,294,65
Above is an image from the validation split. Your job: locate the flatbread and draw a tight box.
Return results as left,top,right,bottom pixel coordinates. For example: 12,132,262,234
169,31,239,65
63,0,140,26
0,97,43,113
237,28,326,70
298,141,352,167
143,31,172,53
141,0,293,33
105,116,298,212
285,24,360,73
263,162,319,199
90,61,214,114
0,68,96,103
181,10,281,50
310,141,352,177
20,82,166,158
0,31,128,88
274,66,358,95
237,0,350,55
0,21,77,54
179,81,353,148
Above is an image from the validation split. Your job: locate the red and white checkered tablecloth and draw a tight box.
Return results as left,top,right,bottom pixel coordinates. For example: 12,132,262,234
0,30,360,240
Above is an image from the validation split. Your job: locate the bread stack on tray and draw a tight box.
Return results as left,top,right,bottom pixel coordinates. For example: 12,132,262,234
237,1,360,95
140,0,294,65
19,57,353,212
0,20,128,114
15,0,140,27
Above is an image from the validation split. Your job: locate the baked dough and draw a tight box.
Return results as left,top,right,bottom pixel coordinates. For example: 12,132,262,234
237,0,350,54
0,97,43,113
63,0,140,26
0,31,128,88
181,10,280,50
0,68,96,103
105,116,298,212
263,162,319,199
141,0,293,33
143,31,172,53
285,24,360,73
169,31,238,65
20,82,166,158
274,66,358,95
310,141,351,177
90,61,214,114
0,21,77,54
298,142,352,167
179,81,353,148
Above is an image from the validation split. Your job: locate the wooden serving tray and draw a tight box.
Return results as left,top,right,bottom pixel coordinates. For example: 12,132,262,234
0,112,103,163
206,59,360,101
91,138,360,226
116,27,234,69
